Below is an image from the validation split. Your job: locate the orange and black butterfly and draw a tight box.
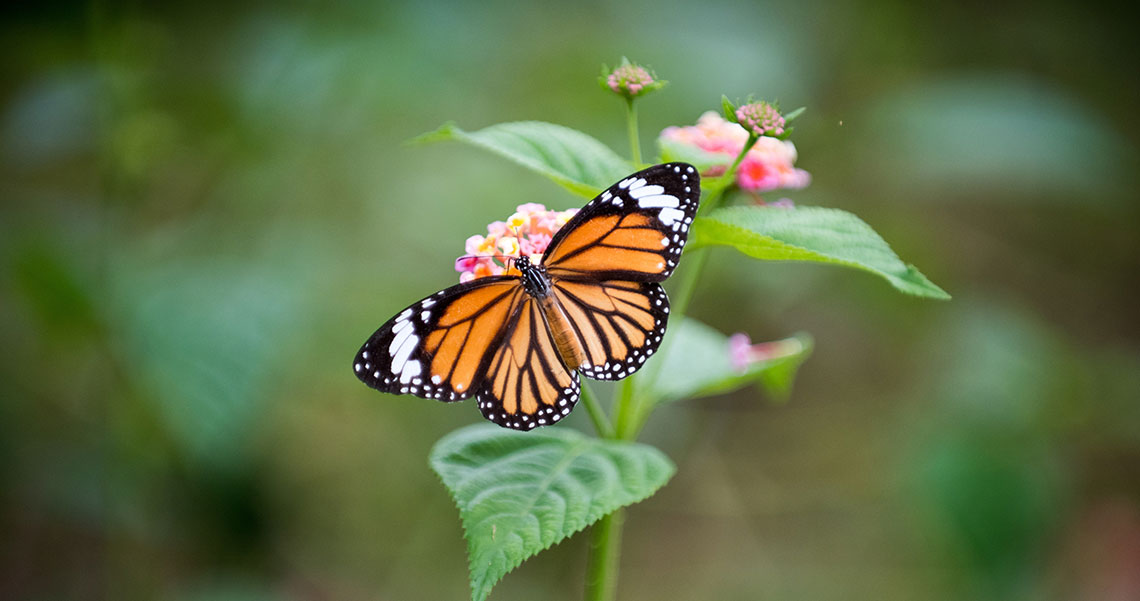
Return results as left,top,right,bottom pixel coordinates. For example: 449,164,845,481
353,163,700,430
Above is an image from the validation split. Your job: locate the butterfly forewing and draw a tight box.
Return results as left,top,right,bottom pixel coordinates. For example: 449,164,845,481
353,276,524,401
543,163,700,282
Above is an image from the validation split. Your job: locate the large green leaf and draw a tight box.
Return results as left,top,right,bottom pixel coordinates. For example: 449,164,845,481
646,318,812,404
430,424,675,601
691,205,950,299
414,121,632,197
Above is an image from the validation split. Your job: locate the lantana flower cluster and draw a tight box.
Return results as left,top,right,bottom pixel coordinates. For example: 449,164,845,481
455,203,578,283
661,111,810,192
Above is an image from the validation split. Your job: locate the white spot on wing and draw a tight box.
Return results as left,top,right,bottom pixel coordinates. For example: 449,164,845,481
658,206,686,226
399,359,421,384
389,320,419,374
637,194,679,209
628,184,664,199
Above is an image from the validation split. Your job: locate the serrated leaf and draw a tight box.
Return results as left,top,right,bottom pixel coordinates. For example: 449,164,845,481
646,318,812,404
691,205,950,299
430,424,675,601
413,121,632,197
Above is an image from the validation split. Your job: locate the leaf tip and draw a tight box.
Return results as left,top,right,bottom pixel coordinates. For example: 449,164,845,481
407,121,460,146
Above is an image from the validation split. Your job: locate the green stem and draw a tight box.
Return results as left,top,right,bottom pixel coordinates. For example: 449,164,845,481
582,110,758,601
579,382,614,439
612,377,637,440
670,134,757,317
625,99,642,167
584,508,625,601
621,134,760,439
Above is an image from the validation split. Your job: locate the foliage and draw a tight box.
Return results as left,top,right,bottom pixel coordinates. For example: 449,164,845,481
416,64,947,600
430,425,674,601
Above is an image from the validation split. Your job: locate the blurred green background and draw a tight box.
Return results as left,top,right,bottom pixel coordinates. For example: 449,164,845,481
3,1,1139,599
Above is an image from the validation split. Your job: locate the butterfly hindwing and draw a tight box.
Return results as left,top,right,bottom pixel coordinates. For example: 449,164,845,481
353,276,524,402
550,279,670,381
543,162,700,282
476,296,581,430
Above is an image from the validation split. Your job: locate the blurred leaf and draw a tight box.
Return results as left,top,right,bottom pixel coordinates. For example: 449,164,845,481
412,121,632,197
915,435,1062,586
647,318,811,404
109,253,306,471
430,424,674,601
691,205,950,299
11,242,99,338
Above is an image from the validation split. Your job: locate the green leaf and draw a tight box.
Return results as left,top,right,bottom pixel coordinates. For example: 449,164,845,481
430,424,675,601
413,121,632,197
691,205,951,299
721,95,737,121
646,318,812,404
783,106,806,122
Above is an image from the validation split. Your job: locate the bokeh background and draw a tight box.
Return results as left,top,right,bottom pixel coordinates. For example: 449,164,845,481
3,1,1138,599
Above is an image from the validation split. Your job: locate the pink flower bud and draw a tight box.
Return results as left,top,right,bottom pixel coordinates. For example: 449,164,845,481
734,101,786,138
602,60,665,99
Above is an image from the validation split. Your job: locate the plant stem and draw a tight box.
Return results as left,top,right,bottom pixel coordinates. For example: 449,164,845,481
625,99,642,167
584,507,625,601
579,382,614,439
670,134,757,318
622,135,760,438
612,377,637,440
582,123,758,601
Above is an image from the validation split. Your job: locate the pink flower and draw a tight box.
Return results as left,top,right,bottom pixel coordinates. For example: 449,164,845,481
661,111,810,193
728,332,805,371
455,203,579,282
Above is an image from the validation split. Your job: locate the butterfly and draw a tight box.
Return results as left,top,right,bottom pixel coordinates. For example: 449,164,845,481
353,163,700,430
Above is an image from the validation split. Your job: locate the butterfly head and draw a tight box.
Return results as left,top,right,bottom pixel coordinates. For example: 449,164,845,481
514,254,551,298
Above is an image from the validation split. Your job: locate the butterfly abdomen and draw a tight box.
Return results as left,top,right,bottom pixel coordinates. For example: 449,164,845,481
537,295,585,370
516,255,585,370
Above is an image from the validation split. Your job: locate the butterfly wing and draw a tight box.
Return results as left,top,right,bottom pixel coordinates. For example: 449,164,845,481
353,276,580,430
540,162,699,382
476,295,581,430
542,162,700,282
549,279,670,381
353,276,525,401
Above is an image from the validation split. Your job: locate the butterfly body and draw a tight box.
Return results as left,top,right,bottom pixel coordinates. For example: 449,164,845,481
354,163,700,430
513,255,587,371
